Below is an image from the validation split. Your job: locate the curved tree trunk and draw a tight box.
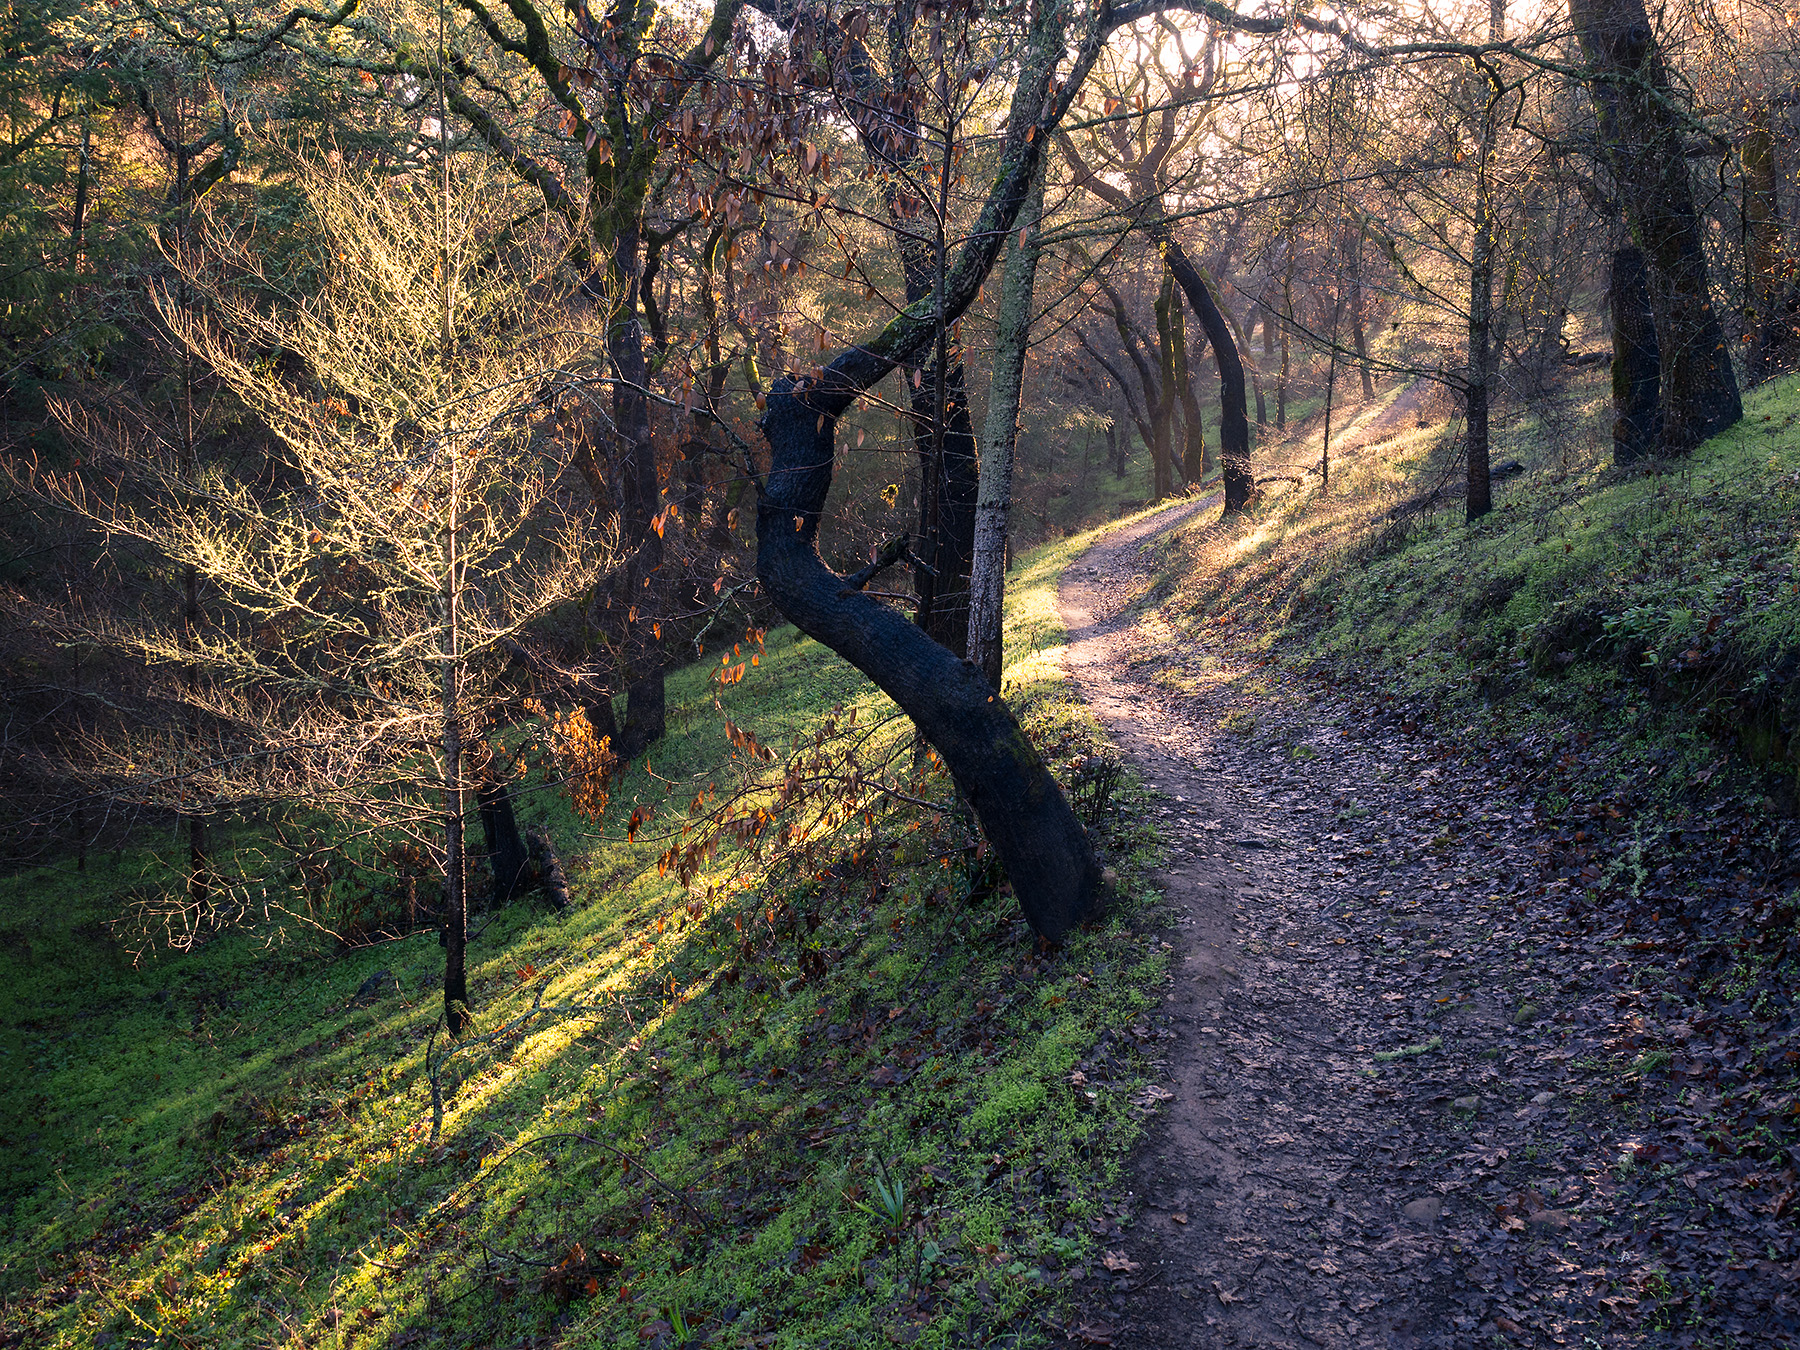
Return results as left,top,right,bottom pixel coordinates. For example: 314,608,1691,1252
1159,239,1253,512
753,0,1105,939
758,385,1101,940
1058,144,1252,511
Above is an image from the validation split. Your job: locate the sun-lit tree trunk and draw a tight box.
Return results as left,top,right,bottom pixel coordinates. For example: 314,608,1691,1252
968,167,1045,691
1171,274,1210,484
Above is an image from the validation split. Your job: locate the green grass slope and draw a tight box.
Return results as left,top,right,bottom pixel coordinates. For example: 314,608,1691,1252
0,522,1173,1350
1157,370,1800,816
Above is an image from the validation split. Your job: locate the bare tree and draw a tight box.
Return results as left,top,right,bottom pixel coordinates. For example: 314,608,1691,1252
34,157,611,1031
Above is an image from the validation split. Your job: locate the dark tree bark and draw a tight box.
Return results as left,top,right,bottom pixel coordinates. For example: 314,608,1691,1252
1610,244,1662,463
1570,0,1741,451
1743,114,1794,385
1058,150,1253,511
478,780,530,902
601,221,668,760
912,360,980,653
1159,240,1253,512
1152,272,1180,497
752,0,1106,940
758,385,1100,940
1467,185,1496,522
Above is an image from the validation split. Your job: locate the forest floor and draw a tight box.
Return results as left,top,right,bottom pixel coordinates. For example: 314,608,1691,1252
1049,439,1800,1343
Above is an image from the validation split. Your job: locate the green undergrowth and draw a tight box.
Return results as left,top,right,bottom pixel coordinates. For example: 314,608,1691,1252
1157,369,1800,814
0,518,1171,1350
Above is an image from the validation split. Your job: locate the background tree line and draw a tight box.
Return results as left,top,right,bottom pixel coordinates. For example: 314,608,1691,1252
0,0,1792,1021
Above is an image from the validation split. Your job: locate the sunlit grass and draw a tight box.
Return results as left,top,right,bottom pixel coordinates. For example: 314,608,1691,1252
1149,361,1800,811
2,522,1173,1350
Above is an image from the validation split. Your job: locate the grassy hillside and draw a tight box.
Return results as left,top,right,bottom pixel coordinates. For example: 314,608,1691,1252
0,521,1173,1350
1152,369,1800,816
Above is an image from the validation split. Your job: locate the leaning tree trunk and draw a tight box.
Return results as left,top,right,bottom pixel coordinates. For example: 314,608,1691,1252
1570,0,1741,452
1157,239,1254,512
1610,244,1662,463
968,166,1046,691
754,0,1104,940
1058,143,1254,513
758,385,1101,940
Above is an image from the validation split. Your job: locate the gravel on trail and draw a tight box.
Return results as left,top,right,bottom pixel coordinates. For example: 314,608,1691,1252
1050,500,1800,1349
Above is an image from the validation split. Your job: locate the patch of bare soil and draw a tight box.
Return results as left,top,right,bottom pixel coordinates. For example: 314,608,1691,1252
1050,503,1800,1348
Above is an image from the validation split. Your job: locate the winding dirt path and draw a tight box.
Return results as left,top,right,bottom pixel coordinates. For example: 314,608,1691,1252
1058,501,1490,1347
1050,493,1645,1348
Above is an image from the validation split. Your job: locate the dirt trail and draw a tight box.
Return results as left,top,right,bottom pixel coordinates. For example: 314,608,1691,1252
1058,504,1496,1348
1047,488,1774,1348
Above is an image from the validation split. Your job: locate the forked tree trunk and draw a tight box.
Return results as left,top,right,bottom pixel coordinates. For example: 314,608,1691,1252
1570,0,1741,451
1171,286,1209,485
754,2,1103,939
1158,240,1253,512
968,168,1045,691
